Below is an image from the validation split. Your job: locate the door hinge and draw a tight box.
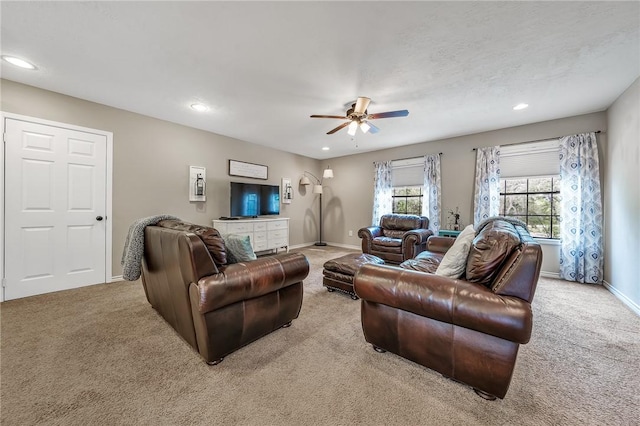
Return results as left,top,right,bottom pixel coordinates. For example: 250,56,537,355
1,278,6,288
2,133,6,143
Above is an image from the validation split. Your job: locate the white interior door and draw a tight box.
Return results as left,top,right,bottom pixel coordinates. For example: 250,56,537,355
4,117,107,300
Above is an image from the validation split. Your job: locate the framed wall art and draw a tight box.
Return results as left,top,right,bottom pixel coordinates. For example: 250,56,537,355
229,160,268,180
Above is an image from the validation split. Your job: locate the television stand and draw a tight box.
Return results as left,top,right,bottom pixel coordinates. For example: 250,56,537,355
213,217,289,253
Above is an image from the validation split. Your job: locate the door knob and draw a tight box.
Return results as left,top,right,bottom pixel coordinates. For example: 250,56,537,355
96,216,104,221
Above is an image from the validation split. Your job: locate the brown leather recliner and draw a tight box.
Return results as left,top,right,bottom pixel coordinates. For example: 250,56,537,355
358,214,433,264
354,219,542,399
140,220,309,365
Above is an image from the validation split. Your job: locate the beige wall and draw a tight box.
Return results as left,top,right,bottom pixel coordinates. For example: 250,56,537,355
605,77,640,312
1,79,322,277
5,78,631,295
320,111,608,275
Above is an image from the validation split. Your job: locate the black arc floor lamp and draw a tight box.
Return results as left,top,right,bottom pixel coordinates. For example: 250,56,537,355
300,167,333,246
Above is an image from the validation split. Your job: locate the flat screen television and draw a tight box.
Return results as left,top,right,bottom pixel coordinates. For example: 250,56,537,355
230,182,280,217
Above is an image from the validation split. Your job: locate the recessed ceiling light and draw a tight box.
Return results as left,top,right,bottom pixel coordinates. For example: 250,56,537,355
513,103,529,111
190,103,209,112
2,55,37,70
322,147,330,151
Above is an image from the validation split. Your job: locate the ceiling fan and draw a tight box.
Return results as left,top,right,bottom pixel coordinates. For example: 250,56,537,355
310,97,409,135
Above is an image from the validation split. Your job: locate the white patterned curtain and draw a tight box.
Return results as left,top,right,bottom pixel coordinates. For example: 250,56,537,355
473,146,501,225
559,132,603,284
372,160,393,226
422,154,441,232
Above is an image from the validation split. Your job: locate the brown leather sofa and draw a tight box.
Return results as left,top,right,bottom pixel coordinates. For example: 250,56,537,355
354,219,542,399
140,220,309,365
358,214,433,264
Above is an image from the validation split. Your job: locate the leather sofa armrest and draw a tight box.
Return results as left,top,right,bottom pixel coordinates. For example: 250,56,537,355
191,253,309,314
402,229,433,260
403,229,434,245
354,264,532,344
358,226,383,253
426,236,456,253
358,226,383,239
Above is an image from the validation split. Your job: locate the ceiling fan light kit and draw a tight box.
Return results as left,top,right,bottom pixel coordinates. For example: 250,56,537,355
311,97,409,135
347,121,358,136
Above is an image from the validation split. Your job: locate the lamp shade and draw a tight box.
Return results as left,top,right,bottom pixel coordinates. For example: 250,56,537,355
300,175,312,185
347,121,358,136
322,168,334,179
312,184,323,194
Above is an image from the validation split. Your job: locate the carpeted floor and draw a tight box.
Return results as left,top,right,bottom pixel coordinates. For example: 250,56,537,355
1,246,638,425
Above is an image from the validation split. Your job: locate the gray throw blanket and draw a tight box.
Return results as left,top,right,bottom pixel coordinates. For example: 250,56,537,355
121,215,180,281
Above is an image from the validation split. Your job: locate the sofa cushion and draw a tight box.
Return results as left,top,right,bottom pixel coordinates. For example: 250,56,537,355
373,236,403,247
466,220,521,287
222,234,257,263
382,229,406,239
435,225,476,278
157,219,227,266
399,251,443,273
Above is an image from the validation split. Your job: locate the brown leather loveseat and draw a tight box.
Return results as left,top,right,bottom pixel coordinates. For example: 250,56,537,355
354,218,542,399
358,214,433,264
140,220,309,365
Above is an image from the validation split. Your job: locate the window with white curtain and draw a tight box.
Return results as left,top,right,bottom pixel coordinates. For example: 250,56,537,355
500,139,560,178
392,187,423,214
499,139,561,239
391,158,423,215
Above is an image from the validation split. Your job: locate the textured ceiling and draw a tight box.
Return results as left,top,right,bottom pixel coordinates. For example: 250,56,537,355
1,1,639,159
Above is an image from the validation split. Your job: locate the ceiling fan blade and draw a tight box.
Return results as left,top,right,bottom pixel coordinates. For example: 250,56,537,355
367,122,380,134
310,114,347,119
354,97,371,114
368,110,410,119
327,121,351,135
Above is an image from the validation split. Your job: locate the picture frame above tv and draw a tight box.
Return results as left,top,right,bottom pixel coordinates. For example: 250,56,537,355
229,160,268,180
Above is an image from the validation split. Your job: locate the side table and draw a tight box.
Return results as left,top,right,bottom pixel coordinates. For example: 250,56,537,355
438,229,461,238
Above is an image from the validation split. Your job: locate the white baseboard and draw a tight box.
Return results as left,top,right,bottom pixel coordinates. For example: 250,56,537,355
540,271,560,279
603,280,640,317
324,242,360,250
111,275,123,282
288,242,317,250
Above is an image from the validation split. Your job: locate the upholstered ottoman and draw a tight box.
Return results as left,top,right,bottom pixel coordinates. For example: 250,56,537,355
323,253,385,299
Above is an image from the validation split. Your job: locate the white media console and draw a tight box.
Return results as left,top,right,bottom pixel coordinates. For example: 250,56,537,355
212,217,289,253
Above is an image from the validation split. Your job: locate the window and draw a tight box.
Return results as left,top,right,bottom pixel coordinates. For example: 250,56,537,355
499,177,560,239
392,186,422,215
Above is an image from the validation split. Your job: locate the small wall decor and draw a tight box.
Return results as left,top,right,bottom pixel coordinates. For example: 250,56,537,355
448,207,461,230
229,159,268,180
281,178,292,204
189,166,206,202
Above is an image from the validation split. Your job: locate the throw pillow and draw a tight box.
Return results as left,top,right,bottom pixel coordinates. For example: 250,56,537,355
222,234,257,264
435,225,476,278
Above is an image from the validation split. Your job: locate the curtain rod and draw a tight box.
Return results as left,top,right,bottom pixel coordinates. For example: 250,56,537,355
471,130,602,151
373,152,442,164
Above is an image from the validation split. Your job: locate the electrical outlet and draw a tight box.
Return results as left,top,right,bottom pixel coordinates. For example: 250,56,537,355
348,230,353,237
